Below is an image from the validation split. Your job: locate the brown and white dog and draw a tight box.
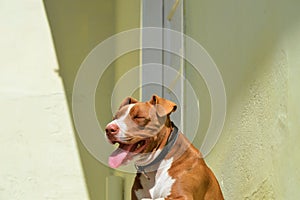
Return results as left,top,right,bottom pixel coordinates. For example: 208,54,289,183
105,95,224,200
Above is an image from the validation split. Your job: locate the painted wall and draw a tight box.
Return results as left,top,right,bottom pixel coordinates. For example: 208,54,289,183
3,0,299,199
43,1,140,200
0,0,89,199
185,0,300,199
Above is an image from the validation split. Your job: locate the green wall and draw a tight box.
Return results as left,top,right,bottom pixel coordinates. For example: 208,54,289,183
185,0,300,199
43,0,300,199
43,1,140,199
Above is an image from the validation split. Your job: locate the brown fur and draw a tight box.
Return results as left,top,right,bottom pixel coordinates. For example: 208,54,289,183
131,127,224,200
108,95,224,200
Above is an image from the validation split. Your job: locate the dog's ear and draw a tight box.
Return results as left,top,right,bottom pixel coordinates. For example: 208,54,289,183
149,95,177,117
119,97,138,109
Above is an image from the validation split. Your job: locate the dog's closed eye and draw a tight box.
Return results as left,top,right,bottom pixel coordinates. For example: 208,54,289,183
133,115,151,126
134,115,143,119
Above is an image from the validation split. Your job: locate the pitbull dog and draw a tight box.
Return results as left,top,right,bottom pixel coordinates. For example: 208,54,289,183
105,95,224,200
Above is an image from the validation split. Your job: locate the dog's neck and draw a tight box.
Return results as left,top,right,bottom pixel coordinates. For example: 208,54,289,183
134,123,179,179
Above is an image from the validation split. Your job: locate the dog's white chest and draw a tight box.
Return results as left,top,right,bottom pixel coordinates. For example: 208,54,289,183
135,158,175,199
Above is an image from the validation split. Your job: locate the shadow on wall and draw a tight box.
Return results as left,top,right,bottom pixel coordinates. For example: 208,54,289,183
43,0,140,200
43,1,114,200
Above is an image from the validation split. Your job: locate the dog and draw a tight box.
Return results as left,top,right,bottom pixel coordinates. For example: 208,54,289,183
105,95,224,200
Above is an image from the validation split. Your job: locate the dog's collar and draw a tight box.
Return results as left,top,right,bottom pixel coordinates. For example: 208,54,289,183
135,124,179,180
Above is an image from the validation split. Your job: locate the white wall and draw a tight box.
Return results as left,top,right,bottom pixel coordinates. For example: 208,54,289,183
0,1,89,199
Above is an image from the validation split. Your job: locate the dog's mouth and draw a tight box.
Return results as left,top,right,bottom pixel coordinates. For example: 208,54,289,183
108,139,149,168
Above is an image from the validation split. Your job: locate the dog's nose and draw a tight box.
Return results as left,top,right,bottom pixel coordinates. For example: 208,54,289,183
105,123,119,135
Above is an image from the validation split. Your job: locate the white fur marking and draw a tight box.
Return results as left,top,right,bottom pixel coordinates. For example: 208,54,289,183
149,157,175,199
136,157,175,199
108,104,134,139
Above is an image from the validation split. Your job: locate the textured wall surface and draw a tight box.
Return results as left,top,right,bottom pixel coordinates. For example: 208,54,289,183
185,0,300,199
208,50,290,199
0,1,89,199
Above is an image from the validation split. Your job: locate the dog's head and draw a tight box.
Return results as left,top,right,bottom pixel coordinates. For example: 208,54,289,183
105,95,177,168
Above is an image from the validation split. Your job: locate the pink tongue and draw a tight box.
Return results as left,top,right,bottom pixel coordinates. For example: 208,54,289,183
108,144,133,168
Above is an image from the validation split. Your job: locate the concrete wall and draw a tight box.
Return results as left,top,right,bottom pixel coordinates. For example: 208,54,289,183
43,1,140,200
2,0,300,199
185,0,300,199
0,0,89,199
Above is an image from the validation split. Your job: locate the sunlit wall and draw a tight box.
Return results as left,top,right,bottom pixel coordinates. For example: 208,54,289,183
185,0,300,199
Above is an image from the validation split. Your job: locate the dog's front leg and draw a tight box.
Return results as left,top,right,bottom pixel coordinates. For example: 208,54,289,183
141,198,165,200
